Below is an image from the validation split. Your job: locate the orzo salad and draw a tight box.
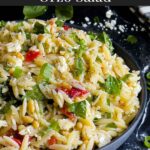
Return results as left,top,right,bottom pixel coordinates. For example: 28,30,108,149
0,18,141,150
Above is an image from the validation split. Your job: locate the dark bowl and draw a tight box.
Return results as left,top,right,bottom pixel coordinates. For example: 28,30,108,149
70,24,147,150
99,42,147,150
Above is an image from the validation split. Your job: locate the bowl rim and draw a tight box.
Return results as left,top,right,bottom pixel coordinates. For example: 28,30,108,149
99,41,147,150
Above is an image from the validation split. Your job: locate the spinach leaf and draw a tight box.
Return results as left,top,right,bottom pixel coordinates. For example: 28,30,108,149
73,57,85,77
88,31,97,40
0,20,6,28
23,6,48,19
97,32,114,52
105,75,122,96
106,122,117,128
68,101,87,118
33,22,45,34
55,6,73,21
25,85,45,101
126,35,138,44
40,63,52,82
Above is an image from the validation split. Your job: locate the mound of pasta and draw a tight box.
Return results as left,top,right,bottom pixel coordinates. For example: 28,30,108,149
0,18,141,150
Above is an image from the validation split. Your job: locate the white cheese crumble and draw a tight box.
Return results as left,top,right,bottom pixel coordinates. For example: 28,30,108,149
85,17,90,22
70,20,75,24
106,10,113,18
82,23,88,28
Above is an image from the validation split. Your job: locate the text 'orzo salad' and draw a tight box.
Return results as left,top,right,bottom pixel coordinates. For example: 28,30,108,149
0,18,141,150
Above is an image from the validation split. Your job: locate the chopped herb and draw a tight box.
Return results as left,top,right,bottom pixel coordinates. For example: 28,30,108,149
25,32,31,39
40,63,52,82
126,35,138,44
106,112,111,118
105,75,122,96
14,22,24,32
0,20,6,28
93,16,100,23
0,100,16,114
73,57,85,77
96,56,102,63
68,100,87,118
106,122,117,128
86,96,93,104
55,19,65,27
88,31,97,40
55,6,73,21
144,136,150,148
33,22,45,34
121,74,131,82
25,85,45,101
41,120,60,135
23,6,48,19
13,66,23,79
107,98,110,106
146,72,150,80
93,117,99,123
97,32,114,52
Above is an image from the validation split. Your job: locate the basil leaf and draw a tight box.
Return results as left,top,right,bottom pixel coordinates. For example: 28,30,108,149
69,101,87,118
144,136,150,148
41,120,60,135
105,112,111,118
121,74,131,82
96,56,102,63
105,75,122,96
55,6,73,21
107,98,110,106
13,66,23,78
106,122,117,128
40,63,52,82
25,85,45,101
97,32,114,52
55,19,65,27
73,57,85,77
33,22,45,34
23,6,48,19
0,20,6,28
126,35,138,44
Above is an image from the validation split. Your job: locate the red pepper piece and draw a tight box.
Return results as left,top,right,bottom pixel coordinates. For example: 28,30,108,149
25,50,40,62
12,138,22,146
63,25,70,31
48,136,57,145
60,105,76,121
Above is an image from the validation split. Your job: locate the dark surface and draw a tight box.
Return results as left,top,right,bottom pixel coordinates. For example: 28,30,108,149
0,6,150,150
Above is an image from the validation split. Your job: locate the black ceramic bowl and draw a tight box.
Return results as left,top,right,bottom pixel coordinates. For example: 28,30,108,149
99,42,147,150
70,24,147,150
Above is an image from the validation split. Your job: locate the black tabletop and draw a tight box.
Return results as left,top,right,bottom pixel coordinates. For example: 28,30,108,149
0,6,150,150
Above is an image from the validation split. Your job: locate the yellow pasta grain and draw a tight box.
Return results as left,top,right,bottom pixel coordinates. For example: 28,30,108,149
32,120,39,129
28,99,35,114
22,116,34,124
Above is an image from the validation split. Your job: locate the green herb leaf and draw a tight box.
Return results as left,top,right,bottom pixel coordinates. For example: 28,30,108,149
14,22,24,32
126,35,138,44
55,6,73,21
0,20,6,28
23,6,48,19
105,112,111,118
106,122,117,128
107,98,110,106
144,136,150,148
88,31,97,40
97,32,114,52
33,22,45,34
40,63,52,82
68,101,87,118
96,56,102,63
13,67,23,79
93,16,100,23
73,57,85,77
105,75,122,96
146,72,150,80
26,85,45,101
121,74,131,82
41,120,60,135
55,19,65,27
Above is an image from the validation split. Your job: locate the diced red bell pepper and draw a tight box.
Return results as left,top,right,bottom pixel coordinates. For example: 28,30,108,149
63,25,71,31
12,138,22,146
61,105,76,121
25,50,40,62
48,136,57,145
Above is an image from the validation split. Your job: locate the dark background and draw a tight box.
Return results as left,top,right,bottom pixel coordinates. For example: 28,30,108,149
0,6,150,150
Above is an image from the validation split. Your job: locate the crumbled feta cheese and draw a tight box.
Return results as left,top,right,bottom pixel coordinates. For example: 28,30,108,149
106,10,113,18
93,22,97,26
70,20,74,24
85,17,90,22
105,20,116,30
82,23,88,28
118,25,125,32
131,27,134,31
